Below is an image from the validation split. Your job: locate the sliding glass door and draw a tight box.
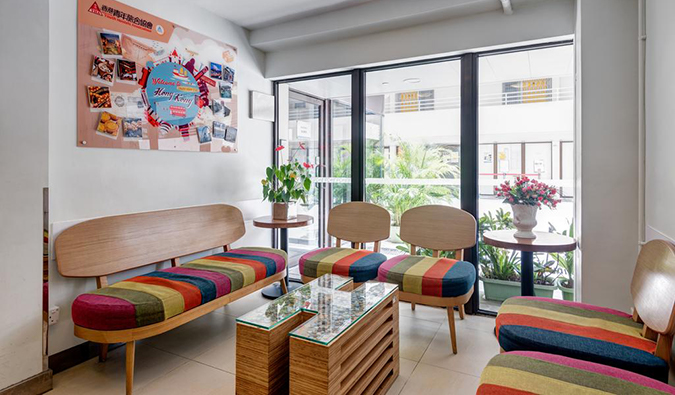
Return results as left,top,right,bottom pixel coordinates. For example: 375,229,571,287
277,75,352,280
274,42,575,313
364,60,461,257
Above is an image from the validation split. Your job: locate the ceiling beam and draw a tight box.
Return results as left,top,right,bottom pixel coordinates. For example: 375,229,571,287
500,0,514,15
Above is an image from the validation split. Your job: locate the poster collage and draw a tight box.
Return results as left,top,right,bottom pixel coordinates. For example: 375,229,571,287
78,0,238,152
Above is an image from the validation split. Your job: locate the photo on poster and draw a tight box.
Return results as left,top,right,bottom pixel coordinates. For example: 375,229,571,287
212,121,226,139
197,125,212,144
225,126,237,143
210,62,223,80
211,99,230,117
91,56,116,85
96,112,121,138
87,86,112,109
123,118,144,139
223,66,235,83
126,96,145,118
100,32,123,57
117,59,137,82
218,82,232,99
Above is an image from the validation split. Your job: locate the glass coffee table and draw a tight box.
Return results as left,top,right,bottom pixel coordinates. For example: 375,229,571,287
235,274,399,395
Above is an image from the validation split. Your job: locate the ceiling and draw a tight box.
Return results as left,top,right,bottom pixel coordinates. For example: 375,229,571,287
195,0,376,30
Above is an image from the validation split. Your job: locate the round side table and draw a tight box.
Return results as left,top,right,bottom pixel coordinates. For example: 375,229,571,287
253,215,313,299
482,230,576,297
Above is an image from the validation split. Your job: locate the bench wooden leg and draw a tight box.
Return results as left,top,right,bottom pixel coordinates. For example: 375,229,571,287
447,307,457,354
126,341,135,395
279,279,288,294
459,304,465,320
99,343,108,362
411,302,416,311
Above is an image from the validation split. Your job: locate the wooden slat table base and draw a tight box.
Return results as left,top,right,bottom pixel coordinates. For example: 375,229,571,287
236,311,315,395
289,291,399,395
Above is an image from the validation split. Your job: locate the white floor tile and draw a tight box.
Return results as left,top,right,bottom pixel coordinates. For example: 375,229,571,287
398,315,441,362
421,320,500,377
386,358,418,395
48,344,188,395
399,363,480,395
137,361,235,395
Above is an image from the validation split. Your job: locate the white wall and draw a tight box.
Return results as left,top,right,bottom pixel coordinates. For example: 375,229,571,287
265,0,575,79
645,0,675,244
48,0,273,355
0,0,49,389
576,0,639,311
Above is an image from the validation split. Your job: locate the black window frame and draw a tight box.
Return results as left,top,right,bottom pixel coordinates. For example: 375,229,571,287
273,39,574,316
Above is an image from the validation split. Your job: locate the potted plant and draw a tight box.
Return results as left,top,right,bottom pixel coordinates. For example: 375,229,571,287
479,209,523,302
261,145,313,220
495,176,561,239
550,221,575,301
533,253,559,298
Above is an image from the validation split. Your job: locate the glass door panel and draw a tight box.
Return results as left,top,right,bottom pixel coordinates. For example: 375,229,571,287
478,45,575,312
365,60,461,257
278,75,352,279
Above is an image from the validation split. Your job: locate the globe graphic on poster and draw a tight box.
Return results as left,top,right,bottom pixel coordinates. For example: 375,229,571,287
145,62,200,126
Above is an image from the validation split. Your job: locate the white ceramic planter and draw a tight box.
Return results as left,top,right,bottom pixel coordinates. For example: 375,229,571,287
512,204,538,239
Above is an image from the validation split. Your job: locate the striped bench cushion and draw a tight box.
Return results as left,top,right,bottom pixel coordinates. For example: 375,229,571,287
478,351,675,395
496,297,667,382
299,247,387,283
377,255,475,297
72,247,286,330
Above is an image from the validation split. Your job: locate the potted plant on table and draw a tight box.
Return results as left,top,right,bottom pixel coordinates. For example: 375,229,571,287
550,221,575,301
479,209,523,302
262,145,313,220
495,176,561,239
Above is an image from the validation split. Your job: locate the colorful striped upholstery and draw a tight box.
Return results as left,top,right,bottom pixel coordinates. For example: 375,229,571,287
72,247,286,330
478,351,675,395
299,247,387,283
377,255,475,297
496,297,668,382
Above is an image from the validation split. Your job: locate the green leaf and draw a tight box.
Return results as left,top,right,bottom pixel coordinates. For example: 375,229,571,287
303,178,311,191
266,167,273,180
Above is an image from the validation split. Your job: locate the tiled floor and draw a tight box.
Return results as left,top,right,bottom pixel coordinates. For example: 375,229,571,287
47,291,498,395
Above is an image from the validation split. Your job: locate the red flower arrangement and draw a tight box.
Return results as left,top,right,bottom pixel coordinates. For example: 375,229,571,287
495,176,561,209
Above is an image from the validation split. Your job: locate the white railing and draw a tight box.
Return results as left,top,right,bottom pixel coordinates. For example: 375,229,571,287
313,176,574,189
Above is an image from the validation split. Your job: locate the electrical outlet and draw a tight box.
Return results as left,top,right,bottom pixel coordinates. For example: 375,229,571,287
48,306,60,326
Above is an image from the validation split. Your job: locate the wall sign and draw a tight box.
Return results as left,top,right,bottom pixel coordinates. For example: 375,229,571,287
77,0,238,152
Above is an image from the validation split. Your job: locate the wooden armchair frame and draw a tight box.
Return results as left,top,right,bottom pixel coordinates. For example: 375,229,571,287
55,204,287,394
630,239,675,365
398,205,477,354
301,202,390,285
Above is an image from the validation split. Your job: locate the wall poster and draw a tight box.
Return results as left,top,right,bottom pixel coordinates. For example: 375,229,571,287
77,0,238,152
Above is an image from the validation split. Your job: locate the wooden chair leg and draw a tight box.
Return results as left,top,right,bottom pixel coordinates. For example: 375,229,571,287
279,279,288,294
99,343,108,362
126,341,135,395
459,304,465,320
411,302,416,311
447,307,457,354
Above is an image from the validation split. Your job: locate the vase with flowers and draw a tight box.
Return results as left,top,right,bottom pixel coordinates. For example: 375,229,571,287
495,176,561,239
262,145,313,220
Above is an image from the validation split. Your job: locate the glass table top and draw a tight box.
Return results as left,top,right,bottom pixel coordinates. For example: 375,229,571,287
236,274,398,345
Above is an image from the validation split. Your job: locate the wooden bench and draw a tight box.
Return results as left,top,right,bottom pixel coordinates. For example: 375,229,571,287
55,204,287,394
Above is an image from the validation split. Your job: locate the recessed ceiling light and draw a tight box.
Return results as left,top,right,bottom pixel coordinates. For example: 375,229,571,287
403,78,421,84
382,82,389,86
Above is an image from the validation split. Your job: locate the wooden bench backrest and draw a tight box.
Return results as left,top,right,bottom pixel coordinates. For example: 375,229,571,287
55,204,245,278
400,205,476,255
631,239,675,335
327,202,390,245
